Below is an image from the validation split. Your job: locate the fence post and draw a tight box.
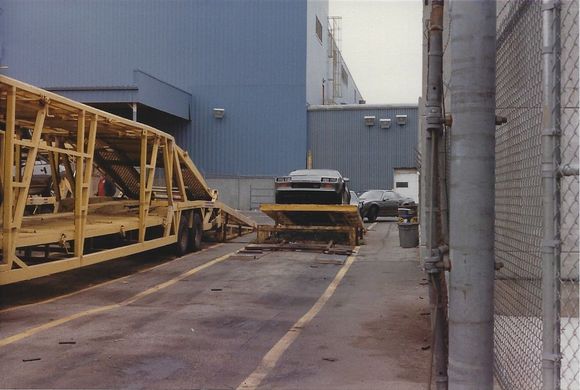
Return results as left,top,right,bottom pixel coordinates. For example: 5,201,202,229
541,1,561,389
448,1,496,388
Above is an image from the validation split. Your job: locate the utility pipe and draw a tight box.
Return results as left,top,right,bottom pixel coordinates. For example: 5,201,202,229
424,1,448,389
541,1,561,388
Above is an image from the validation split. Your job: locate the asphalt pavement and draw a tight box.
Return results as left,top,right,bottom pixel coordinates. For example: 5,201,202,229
0,220,430,389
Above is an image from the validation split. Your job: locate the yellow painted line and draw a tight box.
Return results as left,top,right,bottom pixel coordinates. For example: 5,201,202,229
0,243,223,314
367,222,378,231
237,247,360,390
0,249,236,348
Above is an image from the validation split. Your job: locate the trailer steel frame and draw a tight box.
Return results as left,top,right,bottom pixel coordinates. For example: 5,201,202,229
257,204,365,247
0,76,255,285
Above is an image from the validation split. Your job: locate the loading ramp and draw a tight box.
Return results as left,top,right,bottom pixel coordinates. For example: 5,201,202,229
0,75,255,285
257,204,365,247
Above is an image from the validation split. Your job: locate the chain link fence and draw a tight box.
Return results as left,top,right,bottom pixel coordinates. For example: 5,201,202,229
494,1,579,389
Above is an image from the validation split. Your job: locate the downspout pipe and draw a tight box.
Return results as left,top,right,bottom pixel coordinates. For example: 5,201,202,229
424,1,449,389
448,1,496,388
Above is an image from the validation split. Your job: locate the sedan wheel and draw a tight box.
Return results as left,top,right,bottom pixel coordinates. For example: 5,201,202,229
367,206,379,223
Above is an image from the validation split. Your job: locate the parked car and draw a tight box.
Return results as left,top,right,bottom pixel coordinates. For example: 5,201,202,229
359,190,415,222
350,190,363,214
275,169,351,205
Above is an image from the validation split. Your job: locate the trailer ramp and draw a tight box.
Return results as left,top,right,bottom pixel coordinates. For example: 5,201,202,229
257,204,364,247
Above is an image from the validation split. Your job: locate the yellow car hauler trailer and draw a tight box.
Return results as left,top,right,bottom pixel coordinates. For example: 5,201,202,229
0,76,255,285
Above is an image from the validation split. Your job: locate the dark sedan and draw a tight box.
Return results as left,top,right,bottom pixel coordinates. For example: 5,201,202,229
359,190,415,222
275,169,351,205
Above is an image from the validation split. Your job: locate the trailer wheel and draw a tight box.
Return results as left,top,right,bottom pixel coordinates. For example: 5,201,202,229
189,213,203,252
175,216,190,256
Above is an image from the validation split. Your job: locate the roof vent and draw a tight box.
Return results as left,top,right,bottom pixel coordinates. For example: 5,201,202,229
379,118,391,129
396,114,407,125
213,108,225,119
364,116,376,126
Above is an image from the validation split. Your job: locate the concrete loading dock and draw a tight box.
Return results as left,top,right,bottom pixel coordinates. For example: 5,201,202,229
0,222,430,389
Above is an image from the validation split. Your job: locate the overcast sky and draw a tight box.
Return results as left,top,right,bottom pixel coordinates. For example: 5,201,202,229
329,0,422,104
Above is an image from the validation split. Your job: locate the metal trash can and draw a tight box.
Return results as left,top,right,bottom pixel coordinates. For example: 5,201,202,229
398,205,418,223
398,222,419,248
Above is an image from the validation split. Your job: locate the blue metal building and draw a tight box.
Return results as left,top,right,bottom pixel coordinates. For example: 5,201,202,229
308,105,419,193
0,0,362,178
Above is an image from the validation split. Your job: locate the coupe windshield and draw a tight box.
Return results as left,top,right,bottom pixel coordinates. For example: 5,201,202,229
359,190,383,201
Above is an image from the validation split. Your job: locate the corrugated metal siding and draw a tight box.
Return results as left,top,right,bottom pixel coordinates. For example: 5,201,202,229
307,105,418,192
0,0,308,176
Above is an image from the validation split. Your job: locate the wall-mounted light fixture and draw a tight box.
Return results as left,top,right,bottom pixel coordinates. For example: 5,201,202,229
213,108,225,119
396,114,407,125
364,115,376,126
379,118,391,129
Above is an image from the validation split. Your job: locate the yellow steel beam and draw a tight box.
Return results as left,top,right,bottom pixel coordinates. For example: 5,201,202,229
2,86,16,270
13,106,47,228
73,111,86,257
138,135,160,243
0,235,176,285
162,138,175,237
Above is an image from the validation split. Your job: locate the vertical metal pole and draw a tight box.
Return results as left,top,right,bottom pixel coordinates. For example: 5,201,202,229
448,1,496,388
541,1,561,388
424,1,448,389
131,103,138,122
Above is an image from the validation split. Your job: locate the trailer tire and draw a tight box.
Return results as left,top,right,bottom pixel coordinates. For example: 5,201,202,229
175,216,190,256
190,213,203,252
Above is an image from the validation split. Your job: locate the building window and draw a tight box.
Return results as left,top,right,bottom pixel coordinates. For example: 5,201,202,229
315,17,323,42
341,66,348,85
396,182,409,188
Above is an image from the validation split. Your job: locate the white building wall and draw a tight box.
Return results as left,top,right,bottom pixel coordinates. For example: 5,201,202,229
332,51,362,104
306,0,362,105
393,168,419,202
306,0,330,105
